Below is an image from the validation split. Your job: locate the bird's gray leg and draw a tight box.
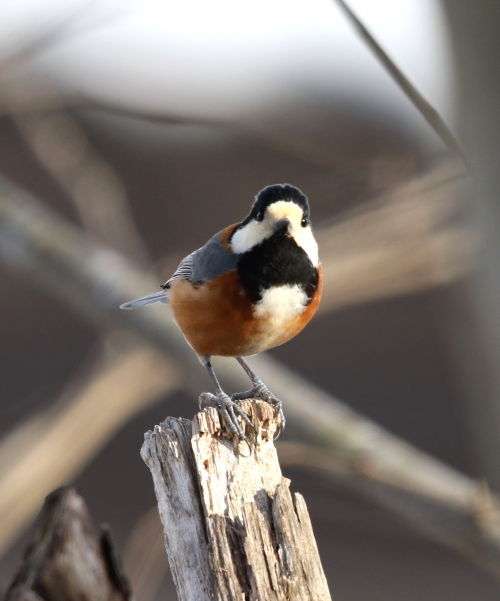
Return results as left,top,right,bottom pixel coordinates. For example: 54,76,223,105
199,356,254,441
232,357,285,438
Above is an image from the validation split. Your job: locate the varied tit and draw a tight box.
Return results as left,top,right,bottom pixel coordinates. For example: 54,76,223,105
121,184,322,441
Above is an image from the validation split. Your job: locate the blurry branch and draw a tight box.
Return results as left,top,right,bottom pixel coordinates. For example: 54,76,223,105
322,228,472,311
0,3,94,66
2,168,500,580
0,50,177,566
0,11,151,266
12,112,476,311
5,95,355,171
0,86,367,173
0,82,224,127
14,111,150,265
0,342,179,555
0,88,354,172
0,1,138,117
0,0,131,68
333,0,468,166
0,77,416,176
0,1,145,148
0,0,466,175
123,507,167,601
277,442,500,578
317,160,475,312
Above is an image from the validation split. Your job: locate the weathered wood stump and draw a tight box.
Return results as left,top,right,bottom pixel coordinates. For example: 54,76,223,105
141,399,332,601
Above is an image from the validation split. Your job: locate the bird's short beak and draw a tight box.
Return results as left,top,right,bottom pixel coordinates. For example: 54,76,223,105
273,218,290,234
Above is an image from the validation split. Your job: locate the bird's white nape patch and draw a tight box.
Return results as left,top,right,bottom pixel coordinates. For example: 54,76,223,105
230,216,275,255
231,200,318,266
253,284,308,323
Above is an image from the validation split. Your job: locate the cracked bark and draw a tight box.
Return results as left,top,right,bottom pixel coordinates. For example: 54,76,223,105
141,399,331,601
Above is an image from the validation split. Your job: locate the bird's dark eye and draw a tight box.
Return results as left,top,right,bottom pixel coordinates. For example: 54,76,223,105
255,210,264,222
301,216,309,227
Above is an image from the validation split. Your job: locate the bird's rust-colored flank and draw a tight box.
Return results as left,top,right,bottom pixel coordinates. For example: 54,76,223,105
169,265,323,358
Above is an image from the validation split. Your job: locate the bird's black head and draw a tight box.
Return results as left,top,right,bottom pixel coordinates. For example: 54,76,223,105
249,184,310,224
230,184,317,266
233,185,319,304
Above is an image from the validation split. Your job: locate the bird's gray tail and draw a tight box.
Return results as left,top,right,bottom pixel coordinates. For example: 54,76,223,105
120,290,169,309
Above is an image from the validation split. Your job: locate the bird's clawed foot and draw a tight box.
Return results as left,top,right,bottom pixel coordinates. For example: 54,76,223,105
199,392,255,445
231,382,285,439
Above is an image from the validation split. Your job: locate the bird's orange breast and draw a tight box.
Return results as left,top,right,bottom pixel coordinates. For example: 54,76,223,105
169,265,322,358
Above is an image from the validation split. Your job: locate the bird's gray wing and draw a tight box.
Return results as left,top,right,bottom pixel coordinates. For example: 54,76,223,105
162,248,198,287
120,229,238,310
163,229,238,287
190,230,239,282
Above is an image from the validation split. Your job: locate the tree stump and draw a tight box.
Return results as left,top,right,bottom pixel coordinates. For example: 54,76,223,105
5,487,131,601
141,399,332,601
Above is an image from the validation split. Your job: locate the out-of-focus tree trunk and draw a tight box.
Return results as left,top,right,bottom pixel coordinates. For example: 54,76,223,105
440,1,500,490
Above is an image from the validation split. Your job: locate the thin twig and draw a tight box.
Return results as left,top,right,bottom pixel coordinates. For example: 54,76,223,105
333,0,469,166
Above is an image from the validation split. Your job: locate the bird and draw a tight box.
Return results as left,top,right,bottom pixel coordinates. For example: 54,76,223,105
120,184,322,442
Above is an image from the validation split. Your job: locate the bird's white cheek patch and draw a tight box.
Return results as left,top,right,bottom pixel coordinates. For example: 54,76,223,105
253,285,308,323
291,226,318,267
231,220,273,254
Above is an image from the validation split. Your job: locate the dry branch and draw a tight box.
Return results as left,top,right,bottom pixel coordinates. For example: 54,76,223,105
14,111,151,265
5,487,131,601
333,0,468,165
0,343,179,555
277,442,500,579
141,400,331,601
317,161,474,312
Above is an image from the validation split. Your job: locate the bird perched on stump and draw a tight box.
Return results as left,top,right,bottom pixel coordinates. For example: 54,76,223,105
121,184,322,441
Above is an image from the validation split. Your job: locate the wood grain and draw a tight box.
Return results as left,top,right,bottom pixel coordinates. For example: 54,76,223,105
141,399,331,601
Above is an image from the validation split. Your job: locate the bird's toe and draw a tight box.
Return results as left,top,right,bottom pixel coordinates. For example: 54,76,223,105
200,392,254,443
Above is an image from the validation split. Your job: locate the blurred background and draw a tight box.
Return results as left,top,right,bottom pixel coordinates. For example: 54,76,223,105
1,0,500,599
